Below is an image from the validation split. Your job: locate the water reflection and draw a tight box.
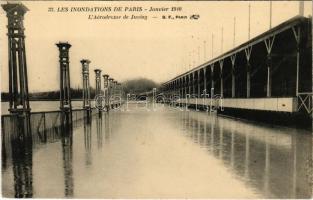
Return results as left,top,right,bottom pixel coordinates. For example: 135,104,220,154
2,119,8,170
104,112,111,143
180,111,312,198
84,113,92,166
2,107,312,198
96,114,103,148
11,115,33,198
60,112,74,197
2,111,79,198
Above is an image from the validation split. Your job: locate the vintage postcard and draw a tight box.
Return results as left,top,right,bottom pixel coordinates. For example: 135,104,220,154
0,0,312,198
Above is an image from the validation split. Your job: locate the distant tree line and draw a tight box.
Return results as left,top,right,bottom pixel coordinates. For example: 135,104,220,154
121,78,159,95
1,78,160,101
1,87,96,101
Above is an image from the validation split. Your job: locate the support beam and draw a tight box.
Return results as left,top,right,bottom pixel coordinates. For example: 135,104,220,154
189,74,192,96
245,46,253,98
264,36,275,97
210,64,214,91
182,78,185,97
183,76,188,98
231,54,237,98
292,26,301,96
175,80,177,95
172,81,174,98
247,63,251,98
192,73,195,96
180,79,183,97
219,60,224,97
178,79,181,97
198,70,201,97
203,68,207,94
180,78,182,97
113,80,117,97
266,57,272,97
176,80,178,96
176,79,179,96
177,79,179,96
108,78,113,105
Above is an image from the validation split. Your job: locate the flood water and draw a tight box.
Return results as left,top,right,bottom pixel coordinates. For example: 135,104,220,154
1,101,89,115
2,103,312,198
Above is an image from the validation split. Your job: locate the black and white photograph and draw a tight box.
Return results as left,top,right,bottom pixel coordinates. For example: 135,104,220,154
0,0,312,198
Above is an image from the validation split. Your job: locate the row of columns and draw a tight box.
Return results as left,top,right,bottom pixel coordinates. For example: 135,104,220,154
58,47,122,113
92,68,121,111
163,57,251,99
163,25,302,100
2,3,123,114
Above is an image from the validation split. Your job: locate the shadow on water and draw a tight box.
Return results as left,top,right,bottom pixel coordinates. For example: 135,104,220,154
84,113,92,166
1,110,92,198
178,111,312,199
2,107,311,198
96,113,103,149
82,111,114,168
1,109,114,198
10,114,33,198
60,112,74,197
82,111,115,166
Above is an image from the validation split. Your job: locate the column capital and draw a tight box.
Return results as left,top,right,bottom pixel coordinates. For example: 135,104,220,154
56,42,71,50
94,69,102,73
2,3,29,15
80,59,90,64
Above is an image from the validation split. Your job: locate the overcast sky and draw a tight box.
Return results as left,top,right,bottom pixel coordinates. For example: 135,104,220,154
0,1,311,92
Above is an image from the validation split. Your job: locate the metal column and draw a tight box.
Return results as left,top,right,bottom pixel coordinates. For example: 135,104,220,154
108,78,114,107
198,70,201,97
188,74,192,95
264,36,275,97
103,74,109,111
245,46,252,98
56,42,72,112
219,60,224,97
192,73,195,96
2,3,30,114
203,68,207,95
81,59,91,110
231,55,236,98
94,69,102,109
292,26,301,96
210,64,214,92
